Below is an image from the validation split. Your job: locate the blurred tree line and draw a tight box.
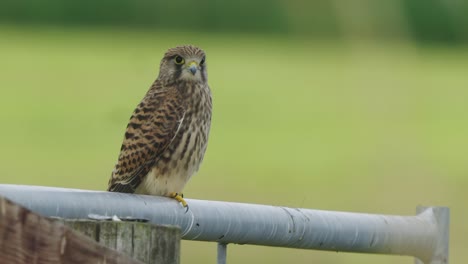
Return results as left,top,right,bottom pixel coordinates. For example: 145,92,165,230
0,0,466,43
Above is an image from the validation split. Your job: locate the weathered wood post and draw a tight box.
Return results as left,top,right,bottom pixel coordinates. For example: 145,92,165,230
60,219,181,264
0,196,181,264
0,196,142,264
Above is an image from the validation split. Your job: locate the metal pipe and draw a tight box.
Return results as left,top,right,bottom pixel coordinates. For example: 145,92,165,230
0,184,449,263
217,243,227,264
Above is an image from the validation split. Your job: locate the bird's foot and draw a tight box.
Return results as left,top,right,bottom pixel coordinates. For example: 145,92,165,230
169,192,189,212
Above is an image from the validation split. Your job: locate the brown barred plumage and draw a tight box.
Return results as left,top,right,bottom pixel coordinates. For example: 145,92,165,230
107,45,212,206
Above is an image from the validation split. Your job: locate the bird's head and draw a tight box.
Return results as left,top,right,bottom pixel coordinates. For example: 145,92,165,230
159,45,207,84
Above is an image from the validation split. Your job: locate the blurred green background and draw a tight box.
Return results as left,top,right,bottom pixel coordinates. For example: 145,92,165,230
0,1,467,263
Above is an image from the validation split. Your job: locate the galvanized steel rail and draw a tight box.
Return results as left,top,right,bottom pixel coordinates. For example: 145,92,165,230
0,184,449,264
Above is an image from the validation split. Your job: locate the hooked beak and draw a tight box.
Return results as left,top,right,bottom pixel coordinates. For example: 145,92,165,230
188,61,198,75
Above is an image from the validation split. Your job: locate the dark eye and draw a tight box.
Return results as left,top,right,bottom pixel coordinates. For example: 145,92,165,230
174,55,184,65
200,57,205,66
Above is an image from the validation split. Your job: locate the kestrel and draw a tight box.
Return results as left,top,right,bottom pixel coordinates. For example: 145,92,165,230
107,45,212,209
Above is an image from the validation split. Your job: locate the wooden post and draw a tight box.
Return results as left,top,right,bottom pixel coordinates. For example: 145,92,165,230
60,219,180,264
0,196,142,264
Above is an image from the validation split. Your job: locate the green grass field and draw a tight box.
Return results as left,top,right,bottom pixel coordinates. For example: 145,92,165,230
0,26,466,263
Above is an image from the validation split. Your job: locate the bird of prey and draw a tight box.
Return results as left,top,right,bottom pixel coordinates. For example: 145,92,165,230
107,45,212,209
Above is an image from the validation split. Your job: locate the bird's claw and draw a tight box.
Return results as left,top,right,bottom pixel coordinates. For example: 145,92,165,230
169,192,189,212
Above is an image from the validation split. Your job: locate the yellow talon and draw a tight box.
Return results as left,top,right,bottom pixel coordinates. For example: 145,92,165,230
169,192,188,210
